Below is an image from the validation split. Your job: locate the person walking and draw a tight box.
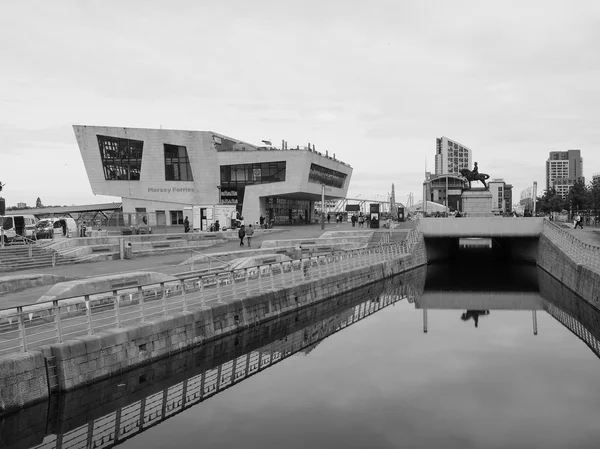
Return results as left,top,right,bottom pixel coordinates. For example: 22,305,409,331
246,224,254,247
327,213,331,223
575,213,584,229
184,216,190,233
238,225,246,246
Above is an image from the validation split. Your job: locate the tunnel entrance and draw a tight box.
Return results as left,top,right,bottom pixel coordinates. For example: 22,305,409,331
424,236,539,264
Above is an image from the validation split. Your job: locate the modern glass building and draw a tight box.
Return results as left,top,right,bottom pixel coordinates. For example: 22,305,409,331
74,126,352,229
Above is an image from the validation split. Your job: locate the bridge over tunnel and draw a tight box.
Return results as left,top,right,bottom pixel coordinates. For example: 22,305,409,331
418,217,543,264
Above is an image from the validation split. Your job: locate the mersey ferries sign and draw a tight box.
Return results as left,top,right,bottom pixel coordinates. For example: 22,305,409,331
148,187,195,193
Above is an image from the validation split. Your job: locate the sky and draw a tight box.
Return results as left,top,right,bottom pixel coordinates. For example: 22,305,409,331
1,0,599,207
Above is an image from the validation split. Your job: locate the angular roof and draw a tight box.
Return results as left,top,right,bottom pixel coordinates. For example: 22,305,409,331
11,202,122,216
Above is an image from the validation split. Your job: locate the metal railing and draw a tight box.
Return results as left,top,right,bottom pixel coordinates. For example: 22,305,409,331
187,250,234,273
28,285,415,449
542,219,600,272
0,230,422,357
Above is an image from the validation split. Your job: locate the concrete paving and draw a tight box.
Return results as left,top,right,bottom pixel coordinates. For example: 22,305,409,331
0,222,367,307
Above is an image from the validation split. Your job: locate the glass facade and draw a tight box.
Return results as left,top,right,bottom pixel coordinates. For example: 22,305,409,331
164,144,193,181
267,197,311,225
220,162,286,186
97,135,143,181
308,163,347,189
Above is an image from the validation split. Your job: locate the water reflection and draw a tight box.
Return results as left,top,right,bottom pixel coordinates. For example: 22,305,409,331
5,264,600,449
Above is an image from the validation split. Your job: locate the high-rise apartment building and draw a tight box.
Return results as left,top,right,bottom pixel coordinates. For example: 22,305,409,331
488,179,513,214
435,137,473,175
545,150,584,198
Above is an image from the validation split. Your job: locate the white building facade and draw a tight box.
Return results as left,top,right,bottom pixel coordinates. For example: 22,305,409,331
73,125,352,229
435,137,473,175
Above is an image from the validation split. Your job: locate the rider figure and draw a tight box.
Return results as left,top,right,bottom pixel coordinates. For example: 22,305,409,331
472,162,479,176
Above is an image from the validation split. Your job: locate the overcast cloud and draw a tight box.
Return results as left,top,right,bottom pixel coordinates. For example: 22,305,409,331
1,0,599,207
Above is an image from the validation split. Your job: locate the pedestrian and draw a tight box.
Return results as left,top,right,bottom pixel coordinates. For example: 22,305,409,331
351,214,357,227
238,225,246,246
260,215,265,229
80,221,87,237
184,216,190,233
327,213,331,223
215,220,220,231
246,224,254,247
575,213,584,229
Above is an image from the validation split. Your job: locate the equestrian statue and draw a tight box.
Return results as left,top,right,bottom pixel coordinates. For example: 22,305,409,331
460,162,490,190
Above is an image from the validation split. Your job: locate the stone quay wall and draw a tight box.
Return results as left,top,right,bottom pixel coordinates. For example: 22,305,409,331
0,237,426,416
537,233,600,309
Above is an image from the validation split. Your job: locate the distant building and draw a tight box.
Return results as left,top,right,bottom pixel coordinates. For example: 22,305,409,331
593,173,600,183
422,174,465,211
16,202,26,209
546,150,584,198
435,137,473,175
520,186,534,212
488,179,513,214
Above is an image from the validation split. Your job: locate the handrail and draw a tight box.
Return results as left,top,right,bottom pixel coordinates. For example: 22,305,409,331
188,249,235,272
0,230,423,357
541,218,600,272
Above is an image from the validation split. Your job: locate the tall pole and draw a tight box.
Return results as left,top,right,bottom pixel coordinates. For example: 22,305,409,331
532,181,537,216
321,184,325,230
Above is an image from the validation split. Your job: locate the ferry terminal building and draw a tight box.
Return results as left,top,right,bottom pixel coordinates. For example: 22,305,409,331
74,125,353,230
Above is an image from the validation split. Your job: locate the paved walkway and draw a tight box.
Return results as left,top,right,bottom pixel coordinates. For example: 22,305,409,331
0,222,366,307
550,221,600,246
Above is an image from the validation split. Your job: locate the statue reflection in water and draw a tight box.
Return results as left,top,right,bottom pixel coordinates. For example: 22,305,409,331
461,310,490,328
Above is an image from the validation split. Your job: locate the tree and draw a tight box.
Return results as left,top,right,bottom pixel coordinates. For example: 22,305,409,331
567,179,590,212
537,188,567,215
36,197,43,208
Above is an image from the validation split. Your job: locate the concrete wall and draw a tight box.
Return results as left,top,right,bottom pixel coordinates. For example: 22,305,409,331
418,217,544,237
0,238,426,416
537,233,600,308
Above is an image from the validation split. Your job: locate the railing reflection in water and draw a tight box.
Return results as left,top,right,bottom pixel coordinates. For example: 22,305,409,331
28,282,419,449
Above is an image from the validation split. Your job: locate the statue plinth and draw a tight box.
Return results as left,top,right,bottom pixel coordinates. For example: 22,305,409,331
461,189,493,217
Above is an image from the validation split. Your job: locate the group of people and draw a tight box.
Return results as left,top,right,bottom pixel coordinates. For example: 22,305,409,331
238,224,255,246
326,213,345,224
350,213,368,227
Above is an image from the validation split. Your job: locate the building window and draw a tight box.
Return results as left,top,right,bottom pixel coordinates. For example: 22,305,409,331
170,210,184,225
164,144,193,181
308,164,347,189
220,162,286,186
97,135,143,180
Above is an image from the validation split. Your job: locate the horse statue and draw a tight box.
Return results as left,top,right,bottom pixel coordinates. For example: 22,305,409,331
460,168,490,189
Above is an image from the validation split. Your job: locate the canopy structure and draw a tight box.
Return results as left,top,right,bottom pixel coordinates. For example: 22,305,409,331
408,200,448,213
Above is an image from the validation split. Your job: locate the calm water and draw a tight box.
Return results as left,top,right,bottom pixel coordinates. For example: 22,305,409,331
6,264,600,449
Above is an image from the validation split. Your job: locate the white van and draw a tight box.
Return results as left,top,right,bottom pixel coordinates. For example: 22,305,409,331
51,217,78,238
1,214,38,243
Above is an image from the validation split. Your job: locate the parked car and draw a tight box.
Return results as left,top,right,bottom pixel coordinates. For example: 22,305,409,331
35,219,54,239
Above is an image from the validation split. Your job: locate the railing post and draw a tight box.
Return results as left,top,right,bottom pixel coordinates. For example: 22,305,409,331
113,290,122,328
53,300,63,343
139,286,147,322
160,282,168,315
216,274,223,301
17,307,28,352
270,264,275,290
278,262,284,288
258,266,265,291
231,271,237,299
181,280,188,312
199,278,206,307
245,268,250,296
52,251,56,267
85,295,94,335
